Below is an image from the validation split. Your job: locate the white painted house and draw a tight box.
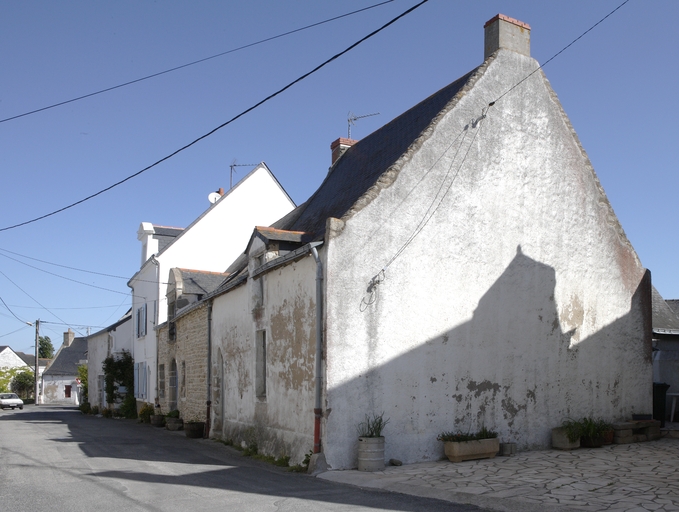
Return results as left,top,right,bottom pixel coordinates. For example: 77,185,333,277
0,346,32,371
128,163,295,409
208,14,652,469
42,330,88,406
86,311,132,409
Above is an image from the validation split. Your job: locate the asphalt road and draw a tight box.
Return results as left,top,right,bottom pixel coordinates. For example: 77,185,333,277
0,406,486,512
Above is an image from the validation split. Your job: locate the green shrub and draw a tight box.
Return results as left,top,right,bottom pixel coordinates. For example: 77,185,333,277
437,426,498,443
79,402,92,414
101,408,113,418
166,409,180,418
91,405,100,415
356,412,390,437
119,394,137,419
139,403,155,423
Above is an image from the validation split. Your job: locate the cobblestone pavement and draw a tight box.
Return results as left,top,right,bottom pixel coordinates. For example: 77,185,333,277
318,433,679,512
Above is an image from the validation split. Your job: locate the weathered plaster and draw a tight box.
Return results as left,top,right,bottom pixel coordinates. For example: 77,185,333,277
322,49,651,469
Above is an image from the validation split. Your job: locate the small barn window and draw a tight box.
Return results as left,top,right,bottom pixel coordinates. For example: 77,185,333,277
256,330,267,399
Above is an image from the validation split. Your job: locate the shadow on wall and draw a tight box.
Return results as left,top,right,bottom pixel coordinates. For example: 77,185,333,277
328,246,652,467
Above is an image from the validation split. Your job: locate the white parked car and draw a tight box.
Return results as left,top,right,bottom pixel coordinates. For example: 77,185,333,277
0,393,24,410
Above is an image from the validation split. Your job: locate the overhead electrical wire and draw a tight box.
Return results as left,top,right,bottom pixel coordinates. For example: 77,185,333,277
0,269,84,336
0,251,145,298
0,325,32,339
0,0,395,125
0,0,430,234
0,295,30,325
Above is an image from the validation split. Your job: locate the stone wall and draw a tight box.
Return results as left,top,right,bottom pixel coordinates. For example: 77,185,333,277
157,303,209,422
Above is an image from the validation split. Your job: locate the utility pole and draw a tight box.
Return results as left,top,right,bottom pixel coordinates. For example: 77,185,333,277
34,319,40,406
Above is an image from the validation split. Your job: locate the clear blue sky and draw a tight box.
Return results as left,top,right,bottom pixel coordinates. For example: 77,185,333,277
1,0,676,354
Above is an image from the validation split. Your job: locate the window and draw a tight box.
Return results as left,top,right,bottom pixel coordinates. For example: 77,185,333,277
136,303,147,338
65,385,72,398
256,330,267,399
134,362,147,399
158,364,165,399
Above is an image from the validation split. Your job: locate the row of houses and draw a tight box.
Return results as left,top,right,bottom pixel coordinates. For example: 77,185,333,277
75,14,676,469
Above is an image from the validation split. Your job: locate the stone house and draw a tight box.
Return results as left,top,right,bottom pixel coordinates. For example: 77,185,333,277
86,311,132,409
156,269,226,421
128,163,295,410
42,330,88,406
205,14,652,469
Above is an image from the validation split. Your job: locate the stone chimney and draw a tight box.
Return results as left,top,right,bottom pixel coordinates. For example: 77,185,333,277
330,137,357,166
63,329,75,347
484,14,531,59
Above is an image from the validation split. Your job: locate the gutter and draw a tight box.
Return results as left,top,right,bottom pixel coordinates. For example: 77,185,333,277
206,301,213,439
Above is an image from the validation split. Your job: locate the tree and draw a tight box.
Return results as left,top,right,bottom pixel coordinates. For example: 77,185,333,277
77,364,88,404
11,370,34,399
39,335,54,359
0,368,23,393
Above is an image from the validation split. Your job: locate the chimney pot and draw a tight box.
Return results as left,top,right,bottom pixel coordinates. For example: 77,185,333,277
330,137,358,165
484,14,531,59
63,329,75,347
218,187,224,196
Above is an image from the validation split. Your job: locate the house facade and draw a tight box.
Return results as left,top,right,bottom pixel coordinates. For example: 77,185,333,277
86,311,132,409
42,330,88,406
128,163,295,410
208,14,652,469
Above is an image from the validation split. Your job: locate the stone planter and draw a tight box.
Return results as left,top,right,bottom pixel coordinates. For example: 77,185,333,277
551,427,580,450
357,436,385,471
443,438,499,463
166,418,184,431
150,414,165,428
602,429,614,445
184,421,205,439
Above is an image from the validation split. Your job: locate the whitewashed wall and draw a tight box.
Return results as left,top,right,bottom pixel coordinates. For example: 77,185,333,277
322,49,651,469
211,253,318,464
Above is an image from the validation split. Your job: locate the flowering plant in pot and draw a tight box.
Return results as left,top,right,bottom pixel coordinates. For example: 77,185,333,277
437,426,499,463
165,409,183,431
357,412,389,472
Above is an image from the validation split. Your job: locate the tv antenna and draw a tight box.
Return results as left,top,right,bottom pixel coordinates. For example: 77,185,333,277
229,160,257,189
348,111,379,138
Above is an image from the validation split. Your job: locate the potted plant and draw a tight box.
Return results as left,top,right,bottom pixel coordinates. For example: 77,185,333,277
437,426,499,463
580,417,611,448
357,412,389,471
165,409,183,431
184,418,206,439
552,418,581,450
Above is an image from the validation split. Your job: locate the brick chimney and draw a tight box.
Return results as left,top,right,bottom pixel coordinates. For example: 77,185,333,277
484,14,530,59
330,137,357,165
63,329,75,347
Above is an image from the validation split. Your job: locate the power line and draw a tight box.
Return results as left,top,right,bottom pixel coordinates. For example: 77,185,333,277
0,251,143,298
8,304,126,310
0,325,32,339
0,295,31,325
493,0,631,105
0,269,85,336
0,0,430,234
0,246,168,284
0,1,395,125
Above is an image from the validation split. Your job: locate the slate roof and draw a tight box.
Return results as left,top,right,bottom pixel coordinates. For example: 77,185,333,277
278,69,477,240
667,300,679,317
153,225,184,253
43,337,88,376
177,269,228,296
652,286,679,332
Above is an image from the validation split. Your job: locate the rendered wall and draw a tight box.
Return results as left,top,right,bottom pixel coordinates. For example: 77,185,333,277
322,49,652,469
211,254,318,464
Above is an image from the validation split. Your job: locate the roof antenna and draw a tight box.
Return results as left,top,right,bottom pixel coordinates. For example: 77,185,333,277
229,160,257,190
348,111,379,138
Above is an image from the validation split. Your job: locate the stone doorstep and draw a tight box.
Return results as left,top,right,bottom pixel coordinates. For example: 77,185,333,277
614,429,633,438
614,435,635,444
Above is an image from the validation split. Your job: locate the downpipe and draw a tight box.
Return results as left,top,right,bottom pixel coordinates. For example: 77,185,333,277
311,247,323,454
206,302,213,439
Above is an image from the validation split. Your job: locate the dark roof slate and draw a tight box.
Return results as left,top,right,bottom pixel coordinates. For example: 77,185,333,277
178,269,228,296
43,337,88,376
280,69,477,240
652,286,679,331
153,225,184,253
